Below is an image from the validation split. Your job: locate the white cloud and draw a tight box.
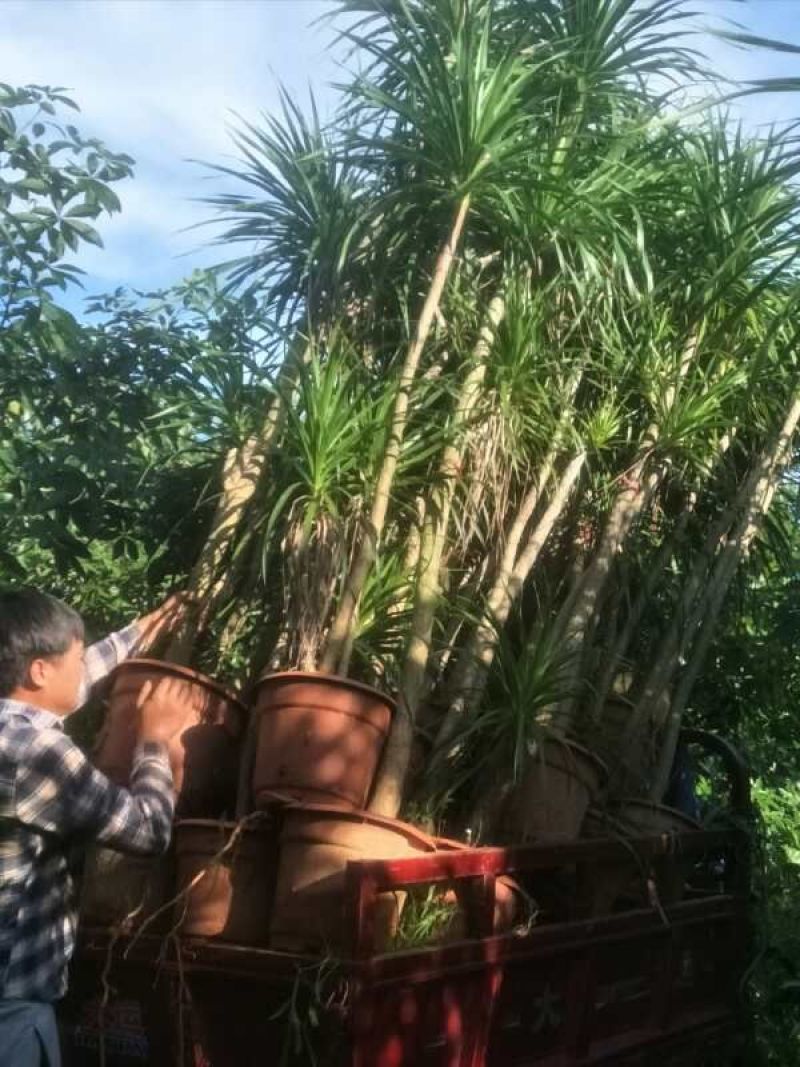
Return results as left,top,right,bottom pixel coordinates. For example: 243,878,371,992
2,0,798,304
1,1,340,152
1,0,343,299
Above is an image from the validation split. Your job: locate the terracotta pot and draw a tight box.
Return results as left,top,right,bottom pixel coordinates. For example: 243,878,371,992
579,807,642,916
252,672,394,810
506,738,608,843
583,801,702,912
618,799,702,903
174,817,280,943
94,659,247,819
80,846,173,930
269,804,436,954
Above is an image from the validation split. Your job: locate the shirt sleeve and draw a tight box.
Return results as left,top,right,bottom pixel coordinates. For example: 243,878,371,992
78,621,142,705
16,728,174,856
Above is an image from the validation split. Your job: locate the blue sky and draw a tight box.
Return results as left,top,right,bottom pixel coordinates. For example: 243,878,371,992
2,0,799,310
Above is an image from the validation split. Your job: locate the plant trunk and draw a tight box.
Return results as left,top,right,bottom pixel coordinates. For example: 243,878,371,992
649,394,800,797
651,483,775,800
556,332,700,718
167,344,304,664
430,365,586,749
556,457,662,689
588,502,695,722
629,437,783,741
589,426,737,722
321,194,472,674
434,449,587,753
368,292,504,817
167,437,270,664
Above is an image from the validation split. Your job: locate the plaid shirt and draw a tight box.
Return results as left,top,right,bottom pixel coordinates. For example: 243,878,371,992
0,624,175,1002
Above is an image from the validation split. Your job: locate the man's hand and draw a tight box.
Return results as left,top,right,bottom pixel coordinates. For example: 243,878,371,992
136,676,200,746
135,592,195,650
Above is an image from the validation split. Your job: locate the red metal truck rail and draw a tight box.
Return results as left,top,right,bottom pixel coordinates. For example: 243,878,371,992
62,824,751,1067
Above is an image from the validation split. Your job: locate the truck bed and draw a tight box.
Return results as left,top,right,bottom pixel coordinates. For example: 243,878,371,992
60,827,751,1066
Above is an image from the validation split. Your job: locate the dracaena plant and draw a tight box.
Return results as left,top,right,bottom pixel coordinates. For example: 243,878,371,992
168,0,800,826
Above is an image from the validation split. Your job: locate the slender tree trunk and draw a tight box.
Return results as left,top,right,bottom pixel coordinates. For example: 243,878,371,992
556,456,662,669
167,437,270,664
649,395,800,797
556,333,700,718
321,195,472,674
590,425,736,721
431,365,586,745
588,502,695,722
216,538,262,657
650,482,776,799
629,444,777,739
368,292,504,817
433,450,587,753
167,344,303,663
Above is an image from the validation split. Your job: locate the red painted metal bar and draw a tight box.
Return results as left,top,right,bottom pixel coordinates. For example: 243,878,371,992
344,829,746,959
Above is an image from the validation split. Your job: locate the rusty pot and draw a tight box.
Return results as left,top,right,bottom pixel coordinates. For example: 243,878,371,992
173,817,280,943
429,837,524,941
269,804,435,954
252,672,393,810
506,737,608,843
93,659,247,819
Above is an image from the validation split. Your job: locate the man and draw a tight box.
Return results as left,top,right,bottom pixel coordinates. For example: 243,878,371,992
0,587,190,1066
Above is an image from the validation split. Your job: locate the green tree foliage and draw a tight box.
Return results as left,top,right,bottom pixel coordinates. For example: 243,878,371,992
0,87,269,639
0,83,131,329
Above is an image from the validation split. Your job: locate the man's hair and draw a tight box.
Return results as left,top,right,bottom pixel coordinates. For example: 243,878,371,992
0,588,84,697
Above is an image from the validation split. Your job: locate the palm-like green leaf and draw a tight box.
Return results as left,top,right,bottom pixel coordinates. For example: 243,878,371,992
202,90,371,324
338,0,543,202
501,0,704,94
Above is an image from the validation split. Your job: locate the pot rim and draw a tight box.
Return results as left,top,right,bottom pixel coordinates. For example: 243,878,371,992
279,800,439,852
254,669,396,713
111,658,246,713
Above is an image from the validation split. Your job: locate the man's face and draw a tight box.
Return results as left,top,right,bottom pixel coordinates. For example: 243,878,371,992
31,638,86,715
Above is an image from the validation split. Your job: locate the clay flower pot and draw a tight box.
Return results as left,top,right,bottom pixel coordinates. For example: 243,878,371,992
579,807,642,916
582,801,702,914
251,672,394,810
506,737,608,843
617,798,701,904
93,659,247,819
437,877,524,943
173,817,280,944
269,803,436,954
